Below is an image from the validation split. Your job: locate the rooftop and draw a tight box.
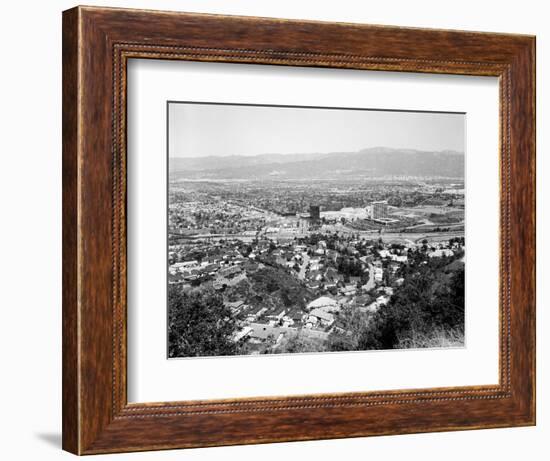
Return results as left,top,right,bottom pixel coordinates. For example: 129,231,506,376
307,296,337,310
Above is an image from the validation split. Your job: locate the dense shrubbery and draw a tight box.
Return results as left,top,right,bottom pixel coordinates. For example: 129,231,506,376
169,254,465,357
397,326,464,349
326,307,373,351
248,266,312,310
168,286,239,357
330,258,464,351
336,256,364,277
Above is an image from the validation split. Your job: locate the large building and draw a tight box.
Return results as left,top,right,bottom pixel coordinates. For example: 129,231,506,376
369,201,389,220
295,204,321,232
309,205,320,222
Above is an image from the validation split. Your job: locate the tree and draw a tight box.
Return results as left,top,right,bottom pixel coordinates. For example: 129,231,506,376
328,255,466,352
327,306,373,351
367,259,465,349
168,286,239,357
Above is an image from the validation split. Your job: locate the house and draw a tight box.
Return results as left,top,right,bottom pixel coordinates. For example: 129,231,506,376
281,315,295,327
246,306,268,322
303,315,319,328
248,325,282,343
428,249,454,258
308,308,335,327
247,323,297,343
219,265,242,278
352,294,372,308
267,309,286,322
203,263,219,275
169,260,199,274
376,295,390,307
324,267,343,288
364,294,391,313
233,326,253,342
180,260,199,268
225,300,245,315
340,284,357,296
309,258,322,271
286,307,304,326
306,296,338,312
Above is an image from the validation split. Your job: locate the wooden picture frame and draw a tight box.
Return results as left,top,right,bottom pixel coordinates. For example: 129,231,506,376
62,5,535,455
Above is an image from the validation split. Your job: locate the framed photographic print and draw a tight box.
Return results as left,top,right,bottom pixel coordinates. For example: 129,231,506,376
62,6,535,455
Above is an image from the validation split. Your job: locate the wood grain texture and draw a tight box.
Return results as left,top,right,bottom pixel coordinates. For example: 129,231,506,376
62,5,536,455
62,6,80,454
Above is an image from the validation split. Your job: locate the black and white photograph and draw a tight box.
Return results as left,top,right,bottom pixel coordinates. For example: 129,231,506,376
167,102,466,358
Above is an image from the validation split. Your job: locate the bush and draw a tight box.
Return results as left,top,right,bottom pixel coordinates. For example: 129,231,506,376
168,286,239,357
328,258,465,351
369,261,465,349
273,333,326,354
398,326,464,349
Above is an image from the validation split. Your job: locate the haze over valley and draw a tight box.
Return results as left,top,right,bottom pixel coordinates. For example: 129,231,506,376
170,147,464,180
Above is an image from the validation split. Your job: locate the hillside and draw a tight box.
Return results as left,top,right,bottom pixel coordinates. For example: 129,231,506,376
170,147,464,179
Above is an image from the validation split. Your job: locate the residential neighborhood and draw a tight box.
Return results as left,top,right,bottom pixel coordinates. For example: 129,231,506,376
167,177,465,356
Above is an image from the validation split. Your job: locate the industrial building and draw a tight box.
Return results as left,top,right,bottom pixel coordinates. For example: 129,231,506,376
369,200,389,220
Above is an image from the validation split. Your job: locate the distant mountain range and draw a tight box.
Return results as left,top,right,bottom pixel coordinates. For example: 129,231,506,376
169,147,464,179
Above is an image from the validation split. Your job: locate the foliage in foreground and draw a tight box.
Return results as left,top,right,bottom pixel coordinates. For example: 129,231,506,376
328,257,465,351
397,326,465,349
168,255,465,357
168,286,239,358
273,332,327,354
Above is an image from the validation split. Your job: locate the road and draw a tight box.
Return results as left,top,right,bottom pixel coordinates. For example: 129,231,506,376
364,263,376,291
335,225,464,245
297,253,310,281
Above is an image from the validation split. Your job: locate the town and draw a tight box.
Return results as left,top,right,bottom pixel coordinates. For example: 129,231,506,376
168,177,465,357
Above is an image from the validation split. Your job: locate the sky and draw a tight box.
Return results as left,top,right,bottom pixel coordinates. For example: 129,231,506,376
168,102,465,158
